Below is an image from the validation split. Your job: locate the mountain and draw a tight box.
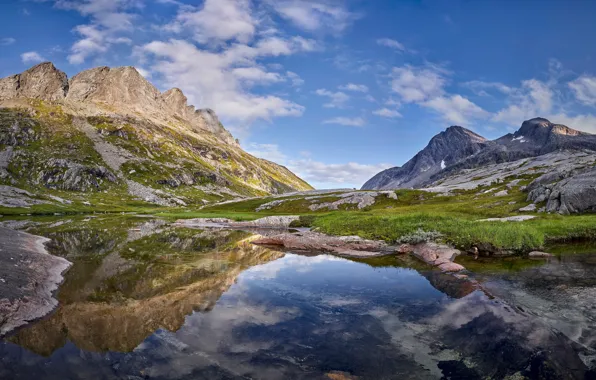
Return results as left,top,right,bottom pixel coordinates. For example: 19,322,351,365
363,118,596,191
362,126,489,190
433,118,596,181
0,62,312,209
362,117,596,214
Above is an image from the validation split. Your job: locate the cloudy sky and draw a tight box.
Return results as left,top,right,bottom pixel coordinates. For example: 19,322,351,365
2,0,596,188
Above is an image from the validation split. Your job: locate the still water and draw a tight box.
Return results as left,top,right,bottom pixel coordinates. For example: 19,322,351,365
0,216,595,379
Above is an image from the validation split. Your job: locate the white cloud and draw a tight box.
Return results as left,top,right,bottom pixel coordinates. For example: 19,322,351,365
339,83,368,93
54,0,139,64
377,38,405,52
569,75,596,107
135,67,152,79
462,80,513,96
168,0,256,44
268,0,358,34
21,51,45,64
246,142,392,188
232,67,285,84
323,117,365,126
315,88,350,108
423,95,489,125
286,71,304,86
373,108,402,118
141,38,307,126
245,143,287,163
493,79,553,124
390,65,446,103
389,64,486,124
289,159,393,188
0,37,15,46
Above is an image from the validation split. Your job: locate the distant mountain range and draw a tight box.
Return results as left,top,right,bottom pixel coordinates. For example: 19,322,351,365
362,118,596,214
0,62,312,209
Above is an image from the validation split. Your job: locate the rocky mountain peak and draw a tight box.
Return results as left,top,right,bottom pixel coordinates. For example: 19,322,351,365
439,126,488,144
0,63,238,145
516,117,588,143
361,125,490,190
0,61,68,102
67,65,161,106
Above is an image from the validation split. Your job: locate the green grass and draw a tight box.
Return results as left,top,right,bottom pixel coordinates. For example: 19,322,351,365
311,212,544,252
187,187,596,254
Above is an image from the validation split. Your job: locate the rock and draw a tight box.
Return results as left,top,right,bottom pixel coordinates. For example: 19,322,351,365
0,62,68,102
546,167,596,214
255,199,287,212
478,215,536,222
518,203,537,212
396,244,414,254
494,190,508,197
0,185,48,208
175,216,300,228
252,231,390,257
308,191,378,211
528,251,552,257
438,262,466,272
0,227,71,336
36,158,118,192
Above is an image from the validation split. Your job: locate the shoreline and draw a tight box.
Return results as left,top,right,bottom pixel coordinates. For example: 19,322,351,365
0,227,71,337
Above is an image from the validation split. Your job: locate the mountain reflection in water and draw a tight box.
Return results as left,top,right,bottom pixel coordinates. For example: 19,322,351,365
0,216,594,379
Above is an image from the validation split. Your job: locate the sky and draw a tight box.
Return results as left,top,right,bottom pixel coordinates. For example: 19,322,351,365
2,0,596,189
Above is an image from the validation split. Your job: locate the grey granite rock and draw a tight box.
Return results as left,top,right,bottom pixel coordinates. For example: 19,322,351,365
0,62,68,102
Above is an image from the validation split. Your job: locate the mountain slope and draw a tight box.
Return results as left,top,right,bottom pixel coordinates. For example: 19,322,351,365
363,118,596,191
433,118,596,182
0,62,312,209
362,126,489,190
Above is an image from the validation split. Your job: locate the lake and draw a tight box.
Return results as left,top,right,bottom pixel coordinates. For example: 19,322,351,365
0,216,595,379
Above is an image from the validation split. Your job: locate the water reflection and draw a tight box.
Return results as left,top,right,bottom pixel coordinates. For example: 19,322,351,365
0,218,595,379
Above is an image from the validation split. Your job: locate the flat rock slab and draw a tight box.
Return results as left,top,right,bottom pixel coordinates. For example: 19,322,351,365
175,216,300,229
252,231,391,257
478,215,536,222
0,227,71,336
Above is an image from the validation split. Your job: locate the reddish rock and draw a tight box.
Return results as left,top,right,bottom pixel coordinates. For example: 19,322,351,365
252,231,389,257
396,244,414,254
438,262,465,272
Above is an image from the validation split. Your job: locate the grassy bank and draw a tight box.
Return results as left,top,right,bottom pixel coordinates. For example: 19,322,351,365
188,186,596,253
3,185,596,254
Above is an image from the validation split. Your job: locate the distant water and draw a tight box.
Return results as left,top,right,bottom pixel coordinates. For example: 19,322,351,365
0,216,595,379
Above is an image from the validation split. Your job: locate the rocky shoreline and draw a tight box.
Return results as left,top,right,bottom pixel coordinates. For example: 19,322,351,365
176,217,468,271
0,227,71,336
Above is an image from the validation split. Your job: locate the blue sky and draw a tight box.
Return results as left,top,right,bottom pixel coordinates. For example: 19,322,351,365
2,0,596,188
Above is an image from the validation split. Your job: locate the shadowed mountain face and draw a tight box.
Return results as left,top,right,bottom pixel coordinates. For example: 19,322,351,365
362,126,489,190
0,63,312,208
363,117,596,191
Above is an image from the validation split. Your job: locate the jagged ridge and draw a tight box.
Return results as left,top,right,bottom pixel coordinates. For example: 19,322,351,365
362,125,489,190
0,63,313,208
363,117,596,191
0,62,235,145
